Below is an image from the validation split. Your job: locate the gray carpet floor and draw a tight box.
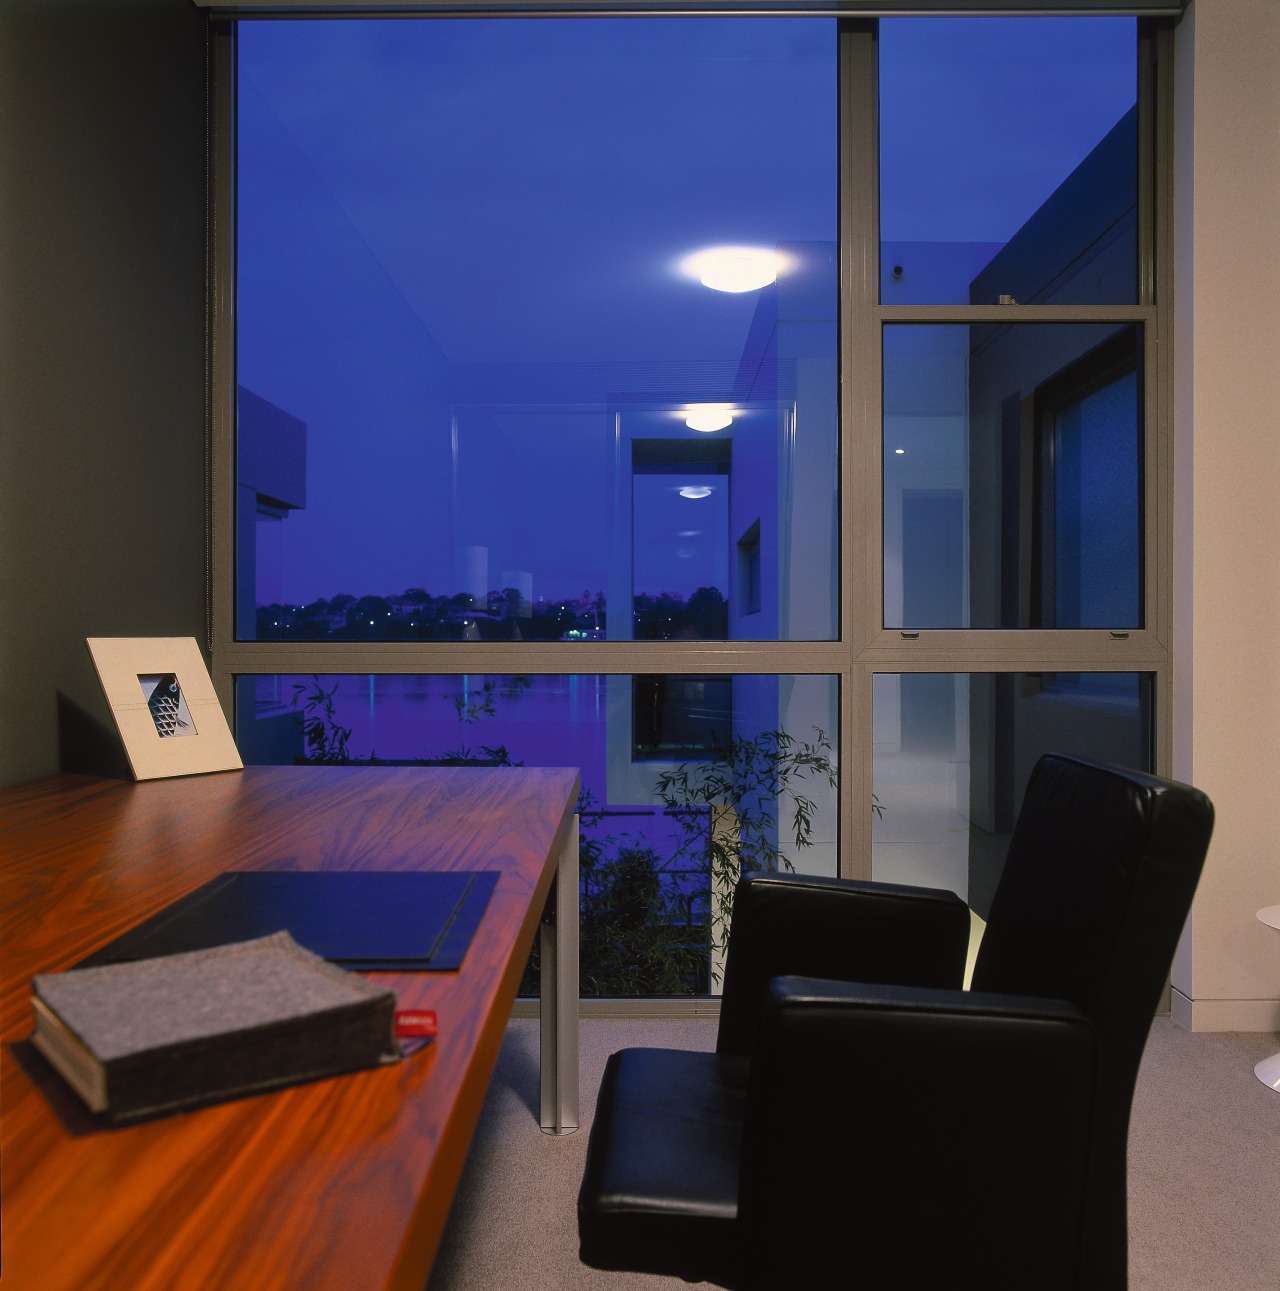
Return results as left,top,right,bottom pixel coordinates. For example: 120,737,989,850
426,1016,1280,1290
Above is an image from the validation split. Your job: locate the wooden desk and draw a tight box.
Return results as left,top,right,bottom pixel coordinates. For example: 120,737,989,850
0,765,580,1291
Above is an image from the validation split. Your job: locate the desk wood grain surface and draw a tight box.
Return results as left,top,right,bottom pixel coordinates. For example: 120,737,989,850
0,765,579,1291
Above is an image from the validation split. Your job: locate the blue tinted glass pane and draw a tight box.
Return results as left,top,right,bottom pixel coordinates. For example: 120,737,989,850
1053,371,1140,627
632,675,732,760
883,322,1142,630
880,18,1137,305
236,19,838,643
872,672,1151,917
235,673,838,997
633,468,730,639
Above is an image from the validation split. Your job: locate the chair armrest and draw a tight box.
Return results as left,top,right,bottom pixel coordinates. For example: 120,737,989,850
716,873,971,1055
734,975,1099,1291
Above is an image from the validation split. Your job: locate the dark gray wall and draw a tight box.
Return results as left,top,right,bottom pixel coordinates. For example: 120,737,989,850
0,0,209,786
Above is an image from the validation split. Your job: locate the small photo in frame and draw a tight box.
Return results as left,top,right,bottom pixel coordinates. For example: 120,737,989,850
139,674,197,738
86,638,243,781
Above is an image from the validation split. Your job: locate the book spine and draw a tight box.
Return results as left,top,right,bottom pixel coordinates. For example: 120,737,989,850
105,997,398,1124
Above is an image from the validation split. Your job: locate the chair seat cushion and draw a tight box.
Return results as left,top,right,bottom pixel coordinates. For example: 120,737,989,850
577,1047,749,1287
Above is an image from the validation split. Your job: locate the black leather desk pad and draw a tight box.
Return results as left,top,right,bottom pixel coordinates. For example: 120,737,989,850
77,870,500,971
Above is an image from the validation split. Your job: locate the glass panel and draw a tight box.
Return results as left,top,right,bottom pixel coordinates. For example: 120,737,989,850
236,672,839,996
632,675,732,760
879,17,1138,305
872,672,1152,917
883,322,1142,630
633,460,730,640
1050,369,1141,627
237,18,838,643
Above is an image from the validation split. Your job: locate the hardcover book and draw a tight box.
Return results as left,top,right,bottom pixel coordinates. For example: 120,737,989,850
30,931,401,1124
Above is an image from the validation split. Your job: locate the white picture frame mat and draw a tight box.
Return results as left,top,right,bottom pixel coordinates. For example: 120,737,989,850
86,637,243,781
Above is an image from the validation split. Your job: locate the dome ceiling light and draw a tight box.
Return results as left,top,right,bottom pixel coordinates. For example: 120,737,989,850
680,246,790,294
683,404,734,433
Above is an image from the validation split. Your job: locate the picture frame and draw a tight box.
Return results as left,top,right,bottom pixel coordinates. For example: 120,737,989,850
86,638,243,781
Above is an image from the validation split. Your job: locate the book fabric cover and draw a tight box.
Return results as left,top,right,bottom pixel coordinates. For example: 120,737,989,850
31,932,400,1124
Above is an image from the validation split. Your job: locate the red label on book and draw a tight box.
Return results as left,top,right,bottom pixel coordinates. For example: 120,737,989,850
394,1009,438,1039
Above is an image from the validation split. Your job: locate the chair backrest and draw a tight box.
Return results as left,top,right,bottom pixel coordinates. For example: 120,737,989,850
971,753,1212,1039
970,753,1212,1286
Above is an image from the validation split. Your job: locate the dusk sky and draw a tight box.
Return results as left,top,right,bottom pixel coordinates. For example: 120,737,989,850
235,15,1135,614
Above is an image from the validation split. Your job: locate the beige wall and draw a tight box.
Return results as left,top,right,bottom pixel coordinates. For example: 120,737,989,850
0,0,208,787
1173,0,1280,1030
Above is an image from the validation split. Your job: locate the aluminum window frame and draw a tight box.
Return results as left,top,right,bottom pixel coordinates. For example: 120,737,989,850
208,10,1176,906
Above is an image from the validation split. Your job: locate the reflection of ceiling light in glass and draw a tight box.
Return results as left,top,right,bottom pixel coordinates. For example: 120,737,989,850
680,246,789,293
894,448,906,455
679,486,713,499
678,530,701,537
684,404,734,432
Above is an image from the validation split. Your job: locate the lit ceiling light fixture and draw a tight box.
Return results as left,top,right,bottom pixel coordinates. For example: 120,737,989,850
679,486,713,500
684,404,734,432
681,246,789,293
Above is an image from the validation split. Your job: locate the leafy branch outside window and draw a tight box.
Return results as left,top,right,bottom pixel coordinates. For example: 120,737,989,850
290,677,352,763
656,727,841,971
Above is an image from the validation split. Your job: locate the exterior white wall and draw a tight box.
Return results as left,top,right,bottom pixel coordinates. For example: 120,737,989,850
1173,0,1280,1030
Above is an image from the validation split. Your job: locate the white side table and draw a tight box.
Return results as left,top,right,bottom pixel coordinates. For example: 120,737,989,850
1255,905,1280,1090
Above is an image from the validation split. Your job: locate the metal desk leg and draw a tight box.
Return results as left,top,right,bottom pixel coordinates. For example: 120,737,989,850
540,814,579,1134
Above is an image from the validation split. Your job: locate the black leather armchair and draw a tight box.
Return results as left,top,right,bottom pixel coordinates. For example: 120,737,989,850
578,754,1213,1290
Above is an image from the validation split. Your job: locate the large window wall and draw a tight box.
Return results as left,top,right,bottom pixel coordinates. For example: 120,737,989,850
211,8,1175,1000
232,18,838,646
866,13,1171,910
